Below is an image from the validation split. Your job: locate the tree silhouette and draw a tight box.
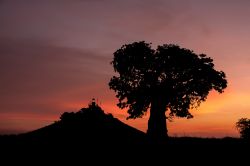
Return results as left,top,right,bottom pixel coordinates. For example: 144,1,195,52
236,118,250,140
109,41,227,140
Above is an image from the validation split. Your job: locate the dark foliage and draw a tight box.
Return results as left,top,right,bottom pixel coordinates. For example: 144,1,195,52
0,100,146,149
236,118,250,140
0,102,249,164
109,41,227,139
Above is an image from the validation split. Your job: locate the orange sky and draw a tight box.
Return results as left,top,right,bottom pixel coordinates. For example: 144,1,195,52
0,0,250,137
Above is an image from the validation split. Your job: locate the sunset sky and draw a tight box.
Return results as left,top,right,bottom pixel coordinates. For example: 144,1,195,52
1,0,250,137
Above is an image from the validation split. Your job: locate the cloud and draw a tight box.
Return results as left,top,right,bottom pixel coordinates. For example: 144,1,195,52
0,38,111,114
0,37,116,133
0,0,191,50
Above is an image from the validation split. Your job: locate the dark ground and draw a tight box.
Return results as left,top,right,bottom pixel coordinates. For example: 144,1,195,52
0,135,248,165
0,104,249,164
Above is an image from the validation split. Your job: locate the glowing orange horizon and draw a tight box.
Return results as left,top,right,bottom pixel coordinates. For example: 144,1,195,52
0,88,248,138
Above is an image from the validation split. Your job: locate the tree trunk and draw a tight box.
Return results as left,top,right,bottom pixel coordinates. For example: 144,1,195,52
147,96,168,141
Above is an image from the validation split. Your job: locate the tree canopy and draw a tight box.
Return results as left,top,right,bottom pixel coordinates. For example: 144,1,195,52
236,118,250,140
109,41,227,138
109,41,227,119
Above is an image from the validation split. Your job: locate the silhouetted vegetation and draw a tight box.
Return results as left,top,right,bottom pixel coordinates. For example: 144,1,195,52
0,100,249,163
236,118,250,140
109,41,227,140
1,99,146,147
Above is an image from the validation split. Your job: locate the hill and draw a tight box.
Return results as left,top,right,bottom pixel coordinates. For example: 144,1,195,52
0,100,249,163
1,100,146,147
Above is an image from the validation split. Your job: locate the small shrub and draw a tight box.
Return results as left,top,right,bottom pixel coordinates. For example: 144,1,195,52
236,118,250,140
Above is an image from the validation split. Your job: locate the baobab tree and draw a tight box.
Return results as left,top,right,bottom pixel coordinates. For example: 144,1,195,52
109,41,227,140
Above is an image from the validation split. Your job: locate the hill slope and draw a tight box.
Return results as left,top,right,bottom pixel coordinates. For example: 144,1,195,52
0,101,249,163
15,101,146,146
